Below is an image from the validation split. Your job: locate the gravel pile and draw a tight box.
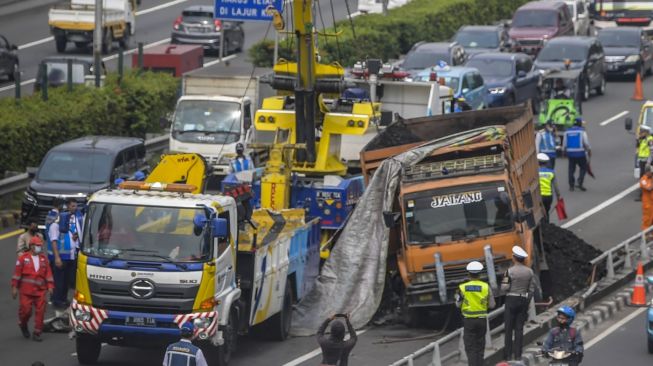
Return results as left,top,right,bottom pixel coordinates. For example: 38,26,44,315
541,223,602,303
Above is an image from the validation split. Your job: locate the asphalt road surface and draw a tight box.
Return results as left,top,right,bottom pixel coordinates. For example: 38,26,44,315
0,0,360,98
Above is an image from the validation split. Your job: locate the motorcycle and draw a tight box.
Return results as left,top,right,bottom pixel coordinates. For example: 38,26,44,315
543,348,581,366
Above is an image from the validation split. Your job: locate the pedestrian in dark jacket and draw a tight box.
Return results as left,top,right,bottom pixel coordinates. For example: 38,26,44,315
317,314,357,366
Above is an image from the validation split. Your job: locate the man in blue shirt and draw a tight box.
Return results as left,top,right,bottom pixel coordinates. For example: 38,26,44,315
562,118,591,191
163,322,208,366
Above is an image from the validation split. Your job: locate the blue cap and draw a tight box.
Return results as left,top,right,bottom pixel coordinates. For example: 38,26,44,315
114,178,125,186
134,171,145,181
181,321,194,337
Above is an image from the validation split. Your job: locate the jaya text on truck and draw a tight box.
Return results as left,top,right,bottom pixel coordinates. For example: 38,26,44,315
360,104,545,324
48,0,139,53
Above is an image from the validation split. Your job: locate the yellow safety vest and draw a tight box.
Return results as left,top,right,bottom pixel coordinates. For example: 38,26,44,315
458,280,489,318
638,135,653,159
539,169,555,197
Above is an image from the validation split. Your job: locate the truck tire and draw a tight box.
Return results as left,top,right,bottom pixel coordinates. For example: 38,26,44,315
119,25,131,49
269,284,293,341
216,309,238,366
55,35,67,53
76,336,101,365
75,42,90,49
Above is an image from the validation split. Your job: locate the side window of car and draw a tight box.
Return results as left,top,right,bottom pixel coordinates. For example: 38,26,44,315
113,152,125,176
123,148,138,174
473,73,484,89
462,74,471,90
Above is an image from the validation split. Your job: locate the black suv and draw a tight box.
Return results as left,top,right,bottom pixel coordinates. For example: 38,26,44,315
598,27,653,79
397,42,467,79
21,136,148,228
534,36,607,100
0,34,19,81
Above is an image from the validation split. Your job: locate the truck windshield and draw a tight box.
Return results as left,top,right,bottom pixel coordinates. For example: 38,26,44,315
38,151,112,184
171,100,241,145
82,203,211,263
404,182,514,244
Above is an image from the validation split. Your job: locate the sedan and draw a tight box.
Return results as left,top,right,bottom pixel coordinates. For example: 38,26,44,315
171,5,245,55
0,34,19,81
598,27,653,79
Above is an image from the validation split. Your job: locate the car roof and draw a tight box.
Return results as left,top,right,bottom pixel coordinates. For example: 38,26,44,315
545,36,595,46
414,42,453,52
41,56,94,64
469,52,523,61
459,25,501,32
518,1,566,10
50,136,144,153
183,5,214,13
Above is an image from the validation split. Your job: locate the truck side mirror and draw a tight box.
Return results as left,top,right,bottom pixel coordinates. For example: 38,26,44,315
26,166,38,179
521,191,534,209
212,218,228,238
382,211,401,228
625,117,633,131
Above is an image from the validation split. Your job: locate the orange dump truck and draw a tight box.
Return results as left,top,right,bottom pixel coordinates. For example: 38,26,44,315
360,104,544,321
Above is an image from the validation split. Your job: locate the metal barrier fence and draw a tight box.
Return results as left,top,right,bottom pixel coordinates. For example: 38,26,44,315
389,226,653,366
0,134,169,201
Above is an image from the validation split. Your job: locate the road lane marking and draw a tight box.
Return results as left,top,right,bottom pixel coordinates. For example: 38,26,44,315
599,110,629,126
584,306,647,350
282,329,368,366
17,0,189,51
203,54,238,67
0,229,23,241
561,183,639,229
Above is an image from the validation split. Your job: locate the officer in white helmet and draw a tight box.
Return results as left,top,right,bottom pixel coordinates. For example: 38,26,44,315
500,245,542,361
538,152,561,222
455,261,495,366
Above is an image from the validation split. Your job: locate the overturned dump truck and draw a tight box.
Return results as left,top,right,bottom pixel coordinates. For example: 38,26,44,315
360,103,545,323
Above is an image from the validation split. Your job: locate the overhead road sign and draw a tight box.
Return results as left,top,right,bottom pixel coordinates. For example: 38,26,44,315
215,0,283,22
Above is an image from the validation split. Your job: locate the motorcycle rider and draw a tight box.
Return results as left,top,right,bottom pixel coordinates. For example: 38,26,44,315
542,306,584,365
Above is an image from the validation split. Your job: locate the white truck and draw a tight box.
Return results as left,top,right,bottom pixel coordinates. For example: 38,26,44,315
48,0,139,53
169,61,275,176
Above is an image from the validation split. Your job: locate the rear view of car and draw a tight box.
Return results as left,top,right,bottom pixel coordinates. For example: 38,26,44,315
508,1,575,56
171,6,244,55
598,27,653,79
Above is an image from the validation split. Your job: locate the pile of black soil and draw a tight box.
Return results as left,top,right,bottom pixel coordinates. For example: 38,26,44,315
541,223,603,303
365,119,422,151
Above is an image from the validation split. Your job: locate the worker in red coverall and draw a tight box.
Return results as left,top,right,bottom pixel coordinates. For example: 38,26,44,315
11,236,54,342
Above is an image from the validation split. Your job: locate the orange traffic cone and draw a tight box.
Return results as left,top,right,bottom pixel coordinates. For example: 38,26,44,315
629,261,647,306
632,73,644,101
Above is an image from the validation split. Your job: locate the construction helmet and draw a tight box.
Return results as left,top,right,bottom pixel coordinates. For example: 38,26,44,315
466,261,484,274
556,305,576,323
537,153,550,162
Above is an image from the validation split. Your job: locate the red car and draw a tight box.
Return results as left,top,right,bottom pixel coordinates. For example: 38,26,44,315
508,1,575,56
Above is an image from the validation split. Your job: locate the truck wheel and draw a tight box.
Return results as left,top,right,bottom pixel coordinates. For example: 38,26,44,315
119,25,131,49
596,76,606,95
75,42,89,49
55,35,67,53
269,284,293,341
76,336,101,365
401,302,425,328
217,309,238,366
581,79,590,101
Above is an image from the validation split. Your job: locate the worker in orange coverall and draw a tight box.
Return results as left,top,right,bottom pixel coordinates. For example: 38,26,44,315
11,236,54,342
640,165,653,232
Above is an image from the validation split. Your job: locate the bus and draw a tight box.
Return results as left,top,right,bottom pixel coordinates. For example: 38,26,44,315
591,0,653,27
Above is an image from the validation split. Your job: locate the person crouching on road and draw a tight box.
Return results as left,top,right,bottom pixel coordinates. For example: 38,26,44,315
317,314,358,366
163,322,208,366
542,306,584,366
640,165,653,233
11,236,54,342
501,246,542,361
455,261,495,366
538,153,561,222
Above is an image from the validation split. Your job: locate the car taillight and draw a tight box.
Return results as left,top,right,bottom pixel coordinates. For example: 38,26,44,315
173,16,182,30
214,19,222,32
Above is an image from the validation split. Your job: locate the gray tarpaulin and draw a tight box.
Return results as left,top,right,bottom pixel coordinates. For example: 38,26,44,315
290,126,503,336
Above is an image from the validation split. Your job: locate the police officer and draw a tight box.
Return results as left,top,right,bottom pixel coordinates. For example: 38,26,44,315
536,121,558,168
501,246,542,361
162,322,208,366
455,261,495,366
636,125,653,201
230,142,254,173
563,118,591,191
538,153,561,222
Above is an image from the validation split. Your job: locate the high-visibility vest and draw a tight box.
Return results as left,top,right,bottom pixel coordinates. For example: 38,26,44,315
564,126,585,158
46,210,82,261
539,168,555,197
538,131,556,154
164,340,201,366
231,156,253,172
458,280,490,318
638,135,653,159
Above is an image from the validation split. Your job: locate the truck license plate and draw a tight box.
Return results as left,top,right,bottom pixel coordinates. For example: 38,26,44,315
125,316,156,327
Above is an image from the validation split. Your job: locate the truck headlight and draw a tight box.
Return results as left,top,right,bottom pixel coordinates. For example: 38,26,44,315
74,309,92,322
489,87,506,94
625,55,640,63
193,317,213,329
414,271,436,283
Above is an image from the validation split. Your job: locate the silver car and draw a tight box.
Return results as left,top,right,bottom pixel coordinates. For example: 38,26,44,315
171,5,245,55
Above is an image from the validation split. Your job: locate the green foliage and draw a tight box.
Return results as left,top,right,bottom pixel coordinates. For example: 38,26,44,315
249,0,529,67
0,71,179,175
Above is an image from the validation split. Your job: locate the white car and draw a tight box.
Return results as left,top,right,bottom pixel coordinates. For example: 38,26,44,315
358,0,410,14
